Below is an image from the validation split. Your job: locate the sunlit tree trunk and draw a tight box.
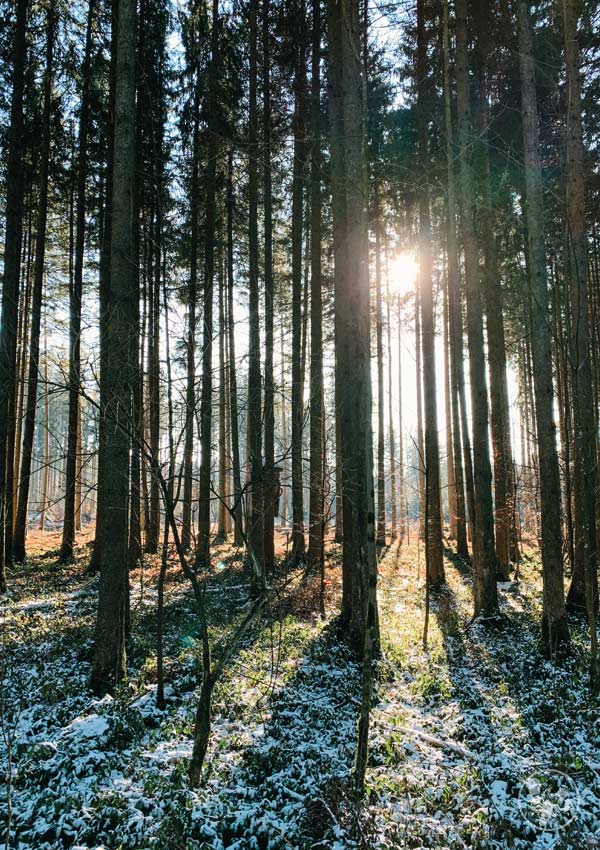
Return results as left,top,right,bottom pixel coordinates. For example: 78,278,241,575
415,285,425,541
384,247,397,541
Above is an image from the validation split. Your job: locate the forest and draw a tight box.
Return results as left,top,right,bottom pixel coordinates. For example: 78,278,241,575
1,0,600,846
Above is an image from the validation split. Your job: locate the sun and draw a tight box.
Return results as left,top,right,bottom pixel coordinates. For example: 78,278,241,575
388,251,419,297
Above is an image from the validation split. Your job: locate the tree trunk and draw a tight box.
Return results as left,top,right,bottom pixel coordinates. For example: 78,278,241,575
0,0,28,588
196,0,220,569
90,2,117,574
60,0,96,562
308,0,323,572
91,0,136,695
328,0,377,790
397,303,406,542
247,0,265,585
217,242,228,541
291,3,308,562
454,0,498,616
442,0,467,559
516,0,568,653
417,0,444,586
562,0,598,679
443,270,457,541
385,248,397,541
415,285,425,541
327,0,376,647
374,191,386,547
127,9,145,566
39,328,50,532
182,83,201,551
261,0,276,570
226,151,243,546
474,0,514,581
14,3,56,564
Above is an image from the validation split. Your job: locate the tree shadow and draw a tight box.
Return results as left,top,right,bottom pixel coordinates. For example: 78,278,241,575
183,615,362,848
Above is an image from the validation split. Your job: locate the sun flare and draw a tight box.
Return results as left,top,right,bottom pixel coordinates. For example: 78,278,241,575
388,251,419,297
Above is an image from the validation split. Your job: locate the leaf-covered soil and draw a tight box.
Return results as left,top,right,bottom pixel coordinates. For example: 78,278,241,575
1,528,599,849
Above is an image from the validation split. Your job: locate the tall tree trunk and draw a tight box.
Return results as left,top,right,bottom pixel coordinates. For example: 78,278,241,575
443,263,457,541
13,199,34,543
127,0,147,566
455,0,498,616
291,2,308,562
60,0,96,562
13,2,56,564
415,284,425,541
517,0,568,653
308,0,323,571
328,0,377,789
39,327,50,532
182,82,201,551
442,0,467,558
226,151,243,546
385,249,397,541
417,0,444,586
217,242,228,541
0,0,28,588
262,0,276,570
327,0,376,651
397,302,406,542
474,0,514,581
90,1,117,574
247,0,265,585
196,0,220,568
146,186,161,554
374,190,386,546
91,0,136,694
562,0,598,678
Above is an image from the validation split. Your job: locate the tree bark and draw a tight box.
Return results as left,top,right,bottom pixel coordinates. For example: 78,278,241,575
517,0,569,652
417,0,444,586
226,151,243,546
0,0,28,588
60,0,96,562
308,0,324,571
291,2,308,562
454,0,499,616
474,0,514,581
13,2,56,564
196,0,220,569
91,0,136,695
561,0,598,679
247,0,265,585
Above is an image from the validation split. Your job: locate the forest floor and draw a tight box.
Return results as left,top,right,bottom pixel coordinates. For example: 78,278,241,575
1,528,600,850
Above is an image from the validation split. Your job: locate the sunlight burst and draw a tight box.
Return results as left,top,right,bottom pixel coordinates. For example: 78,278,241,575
388,251,419,297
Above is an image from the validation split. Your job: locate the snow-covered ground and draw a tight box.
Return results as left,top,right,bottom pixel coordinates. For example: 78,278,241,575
1,539,599,849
